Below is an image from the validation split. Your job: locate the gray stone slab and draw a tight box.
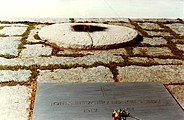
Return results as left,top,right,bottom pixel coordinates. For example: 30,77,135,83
33,82,184,120
0,37,21,55
0,27,27,36
21,44,52,58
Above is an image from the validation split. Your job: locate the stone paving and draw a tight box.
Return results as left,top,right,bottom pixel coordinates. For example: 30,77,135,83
0,18,183,120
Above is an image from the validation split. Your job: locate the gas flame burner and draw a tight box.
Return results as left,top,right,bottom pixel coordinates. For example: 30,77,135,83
38,23,142,50
71,24,107,32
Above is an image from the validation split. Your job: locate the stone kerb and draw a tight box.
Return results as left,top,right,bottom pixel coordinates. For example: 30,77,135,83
38,23,140,50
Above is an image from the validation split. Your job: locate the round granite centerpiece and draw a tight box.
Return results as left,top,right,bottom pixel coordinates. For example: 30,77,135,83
38,23,139,49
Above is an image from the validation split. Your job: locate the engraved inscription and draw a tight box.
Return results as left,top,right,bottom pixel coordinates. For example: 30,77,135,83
33,83,184,120
83,108,98,113
51,99,161,106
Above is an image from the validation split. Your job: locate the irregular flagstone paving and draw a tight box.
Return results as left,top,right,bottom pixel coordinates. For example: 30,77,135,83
138,23,164,30
0,18,183,120
0,86,31,120
0,24,28,27
176,44,184,52
117,65,184,84
133,47,174,56
0,70,31,82
165,23,184,36
0,27,27,36
0,37,21,56
38,66,113,83
141,37,167,46
21,44,52,58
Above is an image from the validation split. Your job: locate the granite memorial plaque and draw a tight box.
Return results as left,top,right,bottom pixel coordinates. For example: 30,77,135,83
33,82,184,120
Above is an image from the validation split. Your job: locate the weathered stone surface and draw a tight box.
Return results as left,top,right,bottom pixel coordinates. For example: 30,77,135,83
166,85,184,109
0,37,21,55
131,18,179,23
21,44,52,58
142,37,167,45
0,27,27,36
0,53,124,67
38,23,138,49
138,23,163,30
0,24,28,27
27,18,70,23
80,48,127,57
42,53,123,66
146,31,171,37
165,23,184,36
0,70,31,82
129,57,184,65
39,23,92,49
133,47,174,56
117,65,184,84
107,22,135,29
37,66,113,83
153,58,184,65
89,25,138,49
94,48,127,56
0,18,69,23
27,25,45,43
0,58,27,66
128,57,155,64
74,18,129,23
172,39,184,43
176,44,184,51
0,86,31,120
57,50,77,55
58,48,127,57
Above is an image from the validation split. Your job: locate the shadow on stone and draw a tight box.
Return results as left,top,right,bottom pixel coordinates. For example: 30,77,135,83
71,24,107,32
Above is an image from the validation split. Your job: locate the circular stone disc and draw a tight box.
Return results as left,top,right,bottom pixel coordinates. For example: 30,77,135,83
38,23,139,49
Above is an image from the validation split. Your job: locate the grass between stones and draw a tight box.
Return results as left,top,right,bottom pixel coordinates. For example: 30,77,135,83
0,19,182,82
54,53,92,58
158,23,180,38
69,18,75,23
0,19,183,120
129,19,183,57
0,34,9,37
162,36,184,56
0,26,5,30
18,23,35,50
107,62,119,82
177,18,184,23
0,66,39,120
129,19,149,37
28,80,37,120
0,54,17,59
158,23,183,56
0,65,29,70
0,21,53,25
0,67,38,86
131,19,181,24
0,81,30,86
138,43,168,47
0,34,22,37
33,33,41,40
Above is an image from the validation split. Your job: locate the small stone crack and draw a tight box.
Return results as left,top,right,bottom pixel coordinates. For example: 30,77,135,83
86,30,94,47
